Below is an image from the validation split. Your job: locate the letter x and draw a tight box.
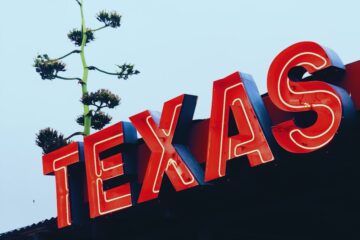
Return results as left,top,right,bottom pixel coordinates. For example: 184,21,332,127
130,94,204,203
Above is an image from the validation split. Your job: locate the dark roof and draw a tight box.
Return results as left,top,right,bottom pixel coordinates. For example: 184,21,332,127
0,218,57,239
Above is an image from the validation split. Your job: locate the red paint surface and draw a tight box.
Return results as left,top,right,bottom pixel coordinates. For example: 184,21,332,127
267,42,343,153
341,61,360,110
84,122,132,218
130,95,199,203
42,142,80,228
205,72,274,181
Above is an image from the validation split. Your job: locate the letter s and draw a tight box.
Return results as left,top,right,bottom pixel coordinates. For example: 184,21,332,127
267,41,354,153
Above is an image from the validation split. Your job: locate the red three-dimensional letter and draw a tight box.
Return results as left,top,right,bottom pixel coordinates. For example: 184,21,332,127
84,122,137,218
130,94,203,203
205,72,274,182
267,41,353,153
43,142,81,228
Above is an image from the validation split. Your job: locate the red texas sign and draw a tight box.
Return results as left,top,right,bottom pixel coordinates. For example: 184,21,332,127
42,41,359,228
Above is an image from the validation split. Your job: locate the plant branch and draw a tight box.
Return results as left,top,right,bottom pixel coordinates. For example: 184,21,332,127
65,131,85,141
96,102,106,112
51,50,81,62
88,66,119,76
75,0,81,6
55,75,82,81
90,25,109,32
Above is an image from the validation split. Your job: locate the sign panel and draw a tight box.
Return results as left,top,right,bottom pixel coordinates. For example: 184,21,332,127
42,41,357,228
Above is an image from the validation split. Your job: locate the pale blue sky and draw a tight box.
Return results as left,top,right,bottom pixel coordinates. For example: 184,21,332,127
1,0,360,233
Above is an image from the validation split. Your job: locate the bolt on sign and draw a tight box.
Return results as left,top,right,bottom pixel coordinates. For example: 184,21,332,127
42,41,359,228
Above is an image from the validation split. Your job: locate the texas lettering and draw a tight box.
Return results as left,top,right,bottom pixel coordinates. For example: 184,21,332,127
42,41,357,228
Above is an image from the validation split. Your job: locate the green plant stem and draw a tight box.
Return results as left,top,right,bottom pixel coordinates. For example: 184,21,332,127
80,0,91,136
